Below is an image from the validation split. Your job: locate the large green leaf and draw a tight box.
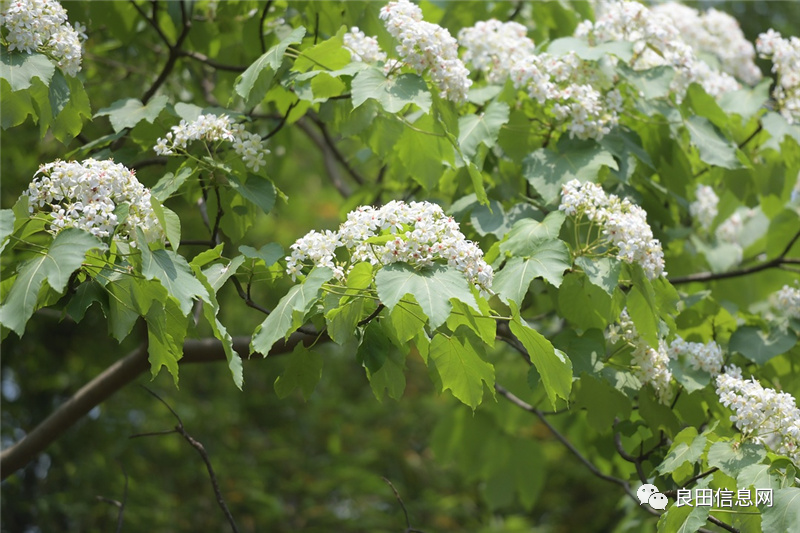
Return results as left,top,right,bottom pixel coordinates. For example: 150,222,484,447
761,489,800,532
718,78,771,120
500,211,566,257
227,174,276,214
707,441,767,478
493,242,570,305
0,209,14,255
291,28,350,72
351,68,432,113
458,101,509,160
685,116,743,169
0,228,104,336
274,343,323,401
95,95,169,133
250,267,333,355
573,375,631,432
575,257,620,296
151,166,194,201
524,138,618,205
729,326,798,365
234,26,305,107
618,64,675,99
375,263,478,331
0,51,54,91
145,297,189,386
429,329,495,409
510,306,572,408
656,429,706,477
136,230,209,315
657,505,710,533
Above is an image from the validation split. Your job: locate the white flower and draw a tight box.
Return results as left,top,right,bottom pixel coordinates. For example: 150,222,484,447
689,184,719,231
458,19,534,84
379,0,472,103
757,30,800,124
1,0,86,77
154,114,270,172
286,200,492,291
23,159,161,242
771,284,800,319
344,27,387,64
559,180,666,279
668,336,723,375
716,366,800,465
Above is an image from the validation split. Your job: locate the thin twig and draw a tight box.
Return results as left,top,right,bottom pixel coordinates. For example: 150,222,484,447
136,386,240,533
258,0,275,54
382,477,426,533
263,101,299,141
95,463,127,533
177,50,247,72
357,304,385,327
307,113,366,185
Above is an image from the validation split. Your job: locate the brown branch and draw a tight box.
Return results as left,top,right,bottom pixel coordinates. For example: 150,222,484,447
669,229,800,285
382,477,426,533
295,118,352,197
95,463,127,533
136,387,239,533
258,0,275,54
0,332,324,479
177,50,247,72
307,113,365,185
139,0,193,104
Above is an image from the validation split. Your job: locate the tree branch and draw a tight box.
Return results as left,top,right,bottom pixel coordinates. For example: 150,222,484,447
139,0,193,104
295,117,353,197
0,332,324,479
177,49,247,72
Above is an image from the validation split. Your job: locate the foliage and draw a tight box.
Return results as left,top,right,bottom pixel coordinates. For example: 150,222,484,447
2,1,800,532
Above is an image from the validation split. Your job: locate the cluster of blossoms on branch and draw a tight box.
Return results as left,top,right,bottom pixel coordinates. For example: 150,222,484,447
651,2,761,86
559,179,666,279
606,310,724,404
23,159,161,242
154,114,270,173
343,27,387,64
1,0,86,76
716,366,800,465
379,0,471,103
286,200,493,291
457,19,535,85
576,0,741,100
756,30,800,124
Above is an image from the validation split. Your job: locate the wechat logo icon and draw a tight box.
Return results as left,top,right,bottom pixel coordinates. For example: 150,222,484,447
637,483,668,510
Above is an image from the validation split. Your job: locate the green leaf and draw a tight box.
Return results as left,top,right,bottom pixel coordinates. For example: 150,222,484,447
718,78,771,120
618,64,675,99
202,255,245,292
151,167,193,201
367,345,407,401
737,464,782,492
547,37,634,62
0,51,55,91
326,297,364,345
1,78,34,129
251,267,333,355
346,261,373,291
145,296,189,386
685,116,743,169
226,174,276,214
657,430,706,476
351,69,432,113
446,299,495,348
458,101,509,160
557,272,619,330
523,138,617,205
95,95,169,133
234,26,305,107
627,285,659,348
657,505,710,533
510,305,572,407
150,197,181,251
0,209,14,255
395,118,452,190
500,211,566,257
292,29,350,72
470,200,508,238
493,244,570,305
0,229,103,336
574,375,631,432
729,326,797,365
357,321,392,373
65,279,105,323
575,257,620,296
761,488,800,532
239,243,284,266
384,298,426,344
375,263,478,331
429,329,495,409
465,163,488,205
707,441,767,478
136,230,208,315
274,343,323,401
48,69,70,117
639,386,681,435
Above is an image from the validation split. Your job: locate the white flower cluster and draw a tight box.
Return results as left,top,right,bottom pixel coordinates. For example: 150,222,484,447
668,337,724,375
651,3,761,86
23,159,161,242
286,200,493,291
756,30,800,124
771,284,800,319
154,114,269,173
575,0,740,100
689,184,719,231
713,207,758,266
606,309,673,403
343,27,387,64
458,19,535,85
716,365,800,465
379,0,472,103
1,0,86,76
606,310,724,403
559,180,666,279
